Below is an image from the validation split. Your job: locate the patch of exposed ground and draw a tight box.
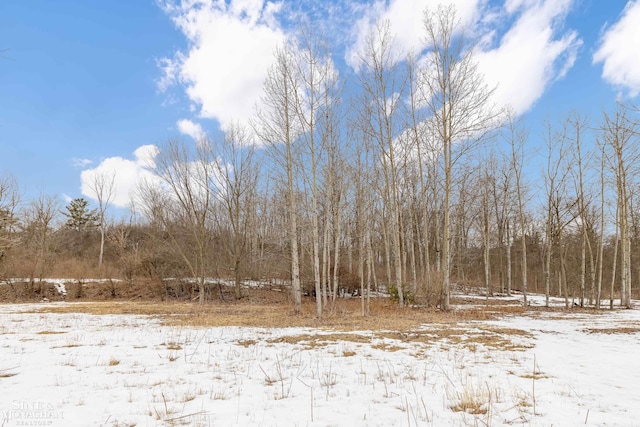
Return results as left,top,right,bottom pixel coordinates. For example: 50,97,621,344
583,326,640,334
237,325,533,352
21,297,532,330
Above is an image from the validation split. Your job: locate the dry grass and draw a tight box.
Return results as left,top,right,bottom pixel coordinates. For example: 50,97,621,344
447,381,495,415
232,325,532,352
583,326,640,334
20,297,539,351
0,368,18,378
23,296,528,331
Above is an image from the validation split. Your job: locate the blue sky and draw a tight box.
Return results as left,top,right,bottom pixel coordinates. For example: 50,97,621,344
1,0,638,214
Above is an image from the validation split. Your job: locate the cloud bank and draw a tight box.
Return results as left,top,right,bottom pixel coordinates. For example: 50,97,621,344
475,0,581,115
593,1,640,97
157,0,582,126
345,0,482,70
346,0,580,115
158,0,286,130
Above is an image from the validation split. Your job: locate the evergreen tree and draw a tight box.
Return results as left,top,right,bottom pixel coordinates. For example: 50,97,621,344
62,198,98,231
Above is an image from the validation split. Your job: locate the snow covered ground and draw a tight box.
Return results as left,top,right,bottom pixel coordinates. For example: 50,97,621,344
1,300,639,426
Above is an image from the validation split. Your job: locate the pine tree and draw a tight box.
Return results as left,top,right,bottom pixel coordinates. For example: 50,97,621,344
62,198,98,231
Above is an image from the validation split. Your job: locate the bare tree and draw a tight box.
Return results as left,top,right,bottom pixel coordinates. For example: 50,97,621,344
289,24,341,316
209,124,260,300
477,158,495,297
356,20,407,307
596,142,606,309
505,114,529,305
601,104,638,308
141,139,215,304
87,171,115,270
321,101,346,312
0,175,20,269
490,153,515,296
406,54,438,302
256,45,303,313
541,118,576,308
420,5,501,310
24,194,59,281
567,113,595,307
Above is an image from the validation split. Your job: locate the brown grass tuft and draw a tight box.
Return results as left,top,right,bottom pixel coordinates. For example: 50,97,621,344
583,327,640,334
0,368,18,378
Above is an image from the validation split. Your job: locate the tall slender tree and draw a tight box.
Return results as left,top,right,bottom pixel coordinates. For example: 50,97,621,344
356,20,407,307
86,171,115,270
256,45,303,313
420,5,500,310
601,104,638,308
505,114,529,305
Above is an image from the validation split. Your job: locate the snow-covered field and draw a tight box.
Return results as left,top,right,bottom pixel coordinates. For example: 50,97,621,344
1,298,639,426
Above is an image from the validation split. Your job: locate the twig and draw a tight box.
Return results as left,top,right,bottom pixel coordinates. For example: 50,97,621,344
532,354,536,416
165,411,209,422
162,391,168,416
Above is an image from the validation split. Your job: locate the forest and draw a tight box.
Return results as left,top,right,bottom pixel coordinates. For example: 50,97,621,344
1,6,638,316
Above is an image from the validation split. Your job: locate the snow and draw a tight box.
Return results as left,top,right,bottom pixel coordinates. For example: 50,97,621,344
1,300,639,426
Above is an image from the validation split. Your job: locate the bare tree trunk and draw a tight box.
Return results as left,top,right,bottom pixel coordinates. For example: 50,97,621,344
601,106,638,309
257,47,302,312
519,217,528,305
364,227,372,315
382,212,392,291
544,230,552,308
597,144,606,309
506,220,512,296
611,219,619,310
561,236,569,309
421,5,500,309
580,231,586,306
408,219,418,297
355,20,406,307
322,216,329,308
87,172,115,272
331,199,341,311
506,115,529,306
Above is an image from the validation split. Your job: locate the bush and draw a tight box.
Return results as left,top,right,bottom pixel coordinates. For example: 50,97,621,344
388,283,414,304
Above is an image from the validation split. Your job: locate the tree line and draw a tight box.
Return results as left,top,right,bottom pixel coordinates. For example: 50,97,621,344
1,6,639,315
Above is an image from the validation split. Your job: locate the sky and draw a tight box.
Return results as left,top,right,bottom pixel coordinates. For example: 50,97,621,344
1,0,639,215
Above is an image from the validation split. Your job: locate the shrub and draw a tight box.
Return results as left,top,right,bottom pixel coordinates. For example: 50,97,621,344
388,283,415,304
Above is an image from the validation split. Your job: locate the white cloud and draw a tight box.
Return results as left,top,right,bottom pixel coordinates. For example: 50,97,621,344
593,1,640,97
345,0,482,70
158,0,581,134
80,145,161,209
158,0,286,129
475,0,581,115
176,118,205,141
346,0,580,116
72,158,93,168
